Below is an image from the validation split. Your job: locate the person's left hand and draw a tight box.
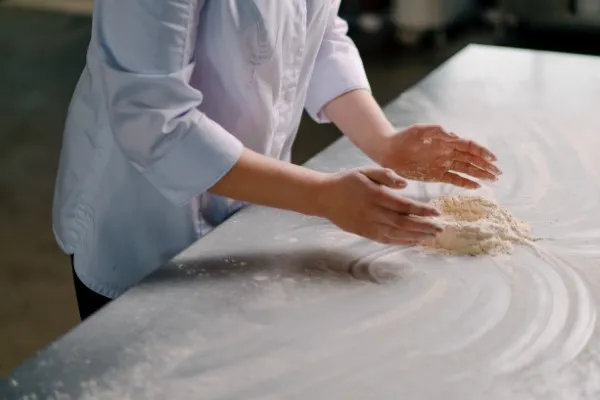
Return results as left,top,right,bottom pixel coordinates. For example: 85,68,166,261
378,124,502,189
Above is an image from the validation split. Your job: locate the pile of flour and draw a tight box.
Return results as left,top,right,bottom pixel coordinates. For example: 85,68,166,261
422,194,533,256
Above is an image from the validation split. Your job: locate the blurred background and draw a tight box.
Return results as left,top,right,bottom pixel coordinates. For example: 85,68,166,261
1,0,600,376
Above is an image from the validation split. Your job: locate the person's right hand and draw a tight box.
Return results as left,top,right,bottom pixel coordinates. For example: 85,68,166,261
316,168,444,245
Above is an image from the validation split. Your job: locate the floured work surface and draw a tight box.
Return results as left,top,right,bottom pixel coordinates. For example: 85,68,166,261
4,45,600,400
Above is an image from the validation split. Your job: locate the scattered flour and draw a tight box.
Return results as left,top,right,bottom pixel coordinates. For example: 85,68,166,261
422,194,533,256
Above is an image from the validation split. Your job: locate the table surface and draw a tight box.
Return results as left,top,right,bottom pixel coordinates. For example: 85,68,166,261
3,44,600,400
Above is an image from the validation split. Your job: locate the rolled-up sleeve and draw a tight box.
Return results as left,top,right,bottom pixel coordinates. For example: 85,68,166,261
305,14,371,123
96,0,243,207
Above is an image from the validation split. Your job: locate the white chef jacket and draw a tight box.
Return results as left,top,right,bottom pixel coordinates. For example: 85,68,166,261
52,0,370,298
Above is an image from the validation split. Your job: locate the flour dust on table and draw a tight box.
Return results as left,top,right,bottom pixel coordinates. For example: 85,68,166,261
421,194,534,256
9,47,600,400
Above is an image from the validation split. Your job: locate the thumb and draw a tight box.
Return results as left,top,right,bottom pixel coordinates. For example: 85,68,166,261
361,168,407,189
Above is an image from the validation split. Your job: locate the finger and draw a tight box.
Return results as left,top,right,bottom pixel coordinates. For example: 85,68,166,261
402,215,444,234
441,171,480,189
453,150,502,176
373,189,441,217
415,125,498,162
372,208,443,234
448,138,497,162
449,160,497,182
362,168,407,189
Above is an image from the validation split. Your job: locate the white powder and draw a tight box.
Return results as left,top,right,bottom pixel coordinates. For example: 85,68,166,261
422,194,533,256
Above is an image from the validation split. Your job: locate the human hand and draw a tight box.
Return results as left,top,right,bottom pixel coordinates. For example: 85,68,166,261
316,168,443,245
378,124,502,189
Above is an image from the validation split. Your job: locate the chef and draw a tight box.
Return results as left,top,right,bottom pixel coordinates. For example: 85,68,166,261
53,0,501,320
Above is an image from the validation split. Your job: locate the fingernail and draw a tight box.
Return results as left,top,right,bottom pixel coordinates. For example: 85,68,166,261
486,154,497,162
430,208,441,216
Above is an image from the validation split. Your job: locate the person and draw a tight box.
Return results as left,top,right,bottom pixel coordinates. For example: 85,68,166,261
53,0,501,320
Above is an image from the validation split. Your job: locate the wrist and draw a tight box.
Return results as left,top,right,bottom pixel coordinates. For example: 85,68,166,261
370,131,394,167
354,118,395,166
308,172,334,219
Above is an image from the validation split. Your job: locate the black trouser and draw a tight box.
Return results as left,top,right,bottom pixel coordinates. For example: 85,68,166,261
70,255,112,320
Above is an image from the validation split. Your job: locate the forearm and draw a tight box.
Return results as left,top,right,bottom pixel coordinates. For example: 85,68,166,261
209,148,327,217
322,89,393,164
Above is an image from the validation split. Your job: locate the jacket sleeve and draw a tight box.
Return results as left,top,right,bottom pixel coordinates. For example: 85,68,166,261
304,14,371,123
96,0,244,207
